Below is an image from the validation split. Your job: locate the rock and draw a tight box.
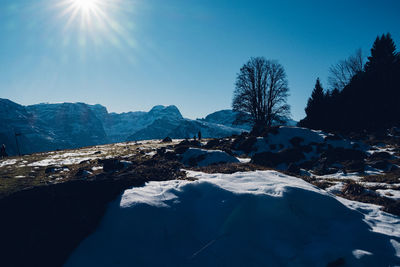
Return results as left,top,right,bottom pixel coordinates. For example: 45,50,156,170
204,139,220,149
188,154,207,167
321,148,366,164
161,136,172,143
324,134,342,141
368,160,389,170
299,160,317,170
342,182,365,196
157,147,166,155
164,151,178,161
251,148,305,167
75,168,92,177
389,164,399,171
287,163,300,175
289,137,304,147
233,136,257,154
278,148,305,164
299,145,313,153
101,159,125,172
45,167,58,174
343,160,365,173
312,164,338,176
251,152,276,167
174,146,189,155
368,152,392,161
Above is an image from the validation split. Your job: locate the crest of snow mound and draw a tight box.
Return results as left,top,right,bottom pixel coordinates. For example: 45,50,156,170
180,148,240,167
66,171,400,267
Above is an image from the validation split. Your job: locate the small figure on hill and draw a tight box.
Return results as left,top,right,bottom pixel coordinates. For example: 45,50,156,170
0,144,8,159
198,131,202,140
193,135,197,141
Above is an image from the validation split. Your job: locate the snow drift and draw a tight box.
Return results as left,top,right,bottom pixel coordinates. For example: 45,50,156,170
65,171,400,266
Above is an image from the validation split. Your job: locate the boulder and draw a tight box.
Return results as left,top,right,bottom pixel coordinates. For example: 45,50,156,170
343,160,365,173
101,159,125,172
368,152,392,161
251,148,305,167
174,145,189,155
321,148,366,164
161,136,172,143
368,160,390,170
287,163,300,175
289,137,304,147
233,136,257,154
204,139,220,149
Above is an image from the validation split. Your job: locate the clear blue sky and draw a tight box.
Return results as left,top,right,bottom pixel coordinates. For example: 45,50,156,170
1,0,399,120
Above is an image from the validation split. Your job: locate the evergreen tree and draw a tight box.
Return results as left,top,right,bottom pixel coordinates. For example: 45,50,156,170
365,33,397,73
299,78,326,129
304,78,324,118
301,33,400,132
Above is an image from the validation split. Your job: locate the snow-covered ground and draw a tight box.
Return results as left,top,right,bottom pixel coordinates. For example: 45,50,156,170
66,170,400,266
237,126,364,156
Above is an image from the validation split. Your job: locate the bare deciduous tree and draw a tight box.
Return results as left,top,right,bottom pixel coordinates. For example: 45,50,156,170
232,57,290,129
328,48,365,91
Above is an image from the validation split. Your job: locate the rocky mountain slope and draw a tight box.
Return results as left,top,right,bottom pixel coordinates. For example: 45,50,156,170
0,99,251,155
0,99,58,155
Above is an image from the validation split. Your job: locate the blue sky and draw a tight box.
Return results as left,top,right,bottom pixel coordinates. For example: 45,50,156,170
0,0,399,120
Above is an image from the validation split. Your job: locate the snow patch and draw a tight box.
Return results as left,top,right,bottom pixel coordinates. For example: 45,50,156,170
376,189,400,200
0,159,18,167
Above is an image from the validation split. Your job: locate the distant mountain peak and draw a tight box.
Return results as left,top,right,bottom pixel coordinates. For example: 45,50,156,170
148,105,182,119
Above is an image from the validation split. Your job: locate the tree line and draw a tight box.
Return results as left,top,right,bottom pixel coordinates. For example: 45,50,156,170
232,33,400,134
299,33,400,132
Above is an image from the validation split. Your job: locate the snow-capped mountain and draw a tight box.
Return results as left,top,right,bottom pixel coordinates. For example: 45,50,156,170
27,103,109,149
97,105,183,143
201,109,252,130
0,99,58,155
0,99,251,155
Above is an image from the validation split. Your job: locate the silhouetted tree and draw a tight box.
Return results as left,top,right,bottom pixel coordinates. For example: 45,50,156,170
301,33,400,132
328,48,365,91
365,33,398,73
232,57,290,131
299,78,326,129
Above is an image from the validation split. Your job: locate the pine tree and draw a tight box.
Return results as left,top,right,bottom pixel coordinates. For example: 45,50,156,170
304,78,324,118
299,78,326,129
365,33,397,73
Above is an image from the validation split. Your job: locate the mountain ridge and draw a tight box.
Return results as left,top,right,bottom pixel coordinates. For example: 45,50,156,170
0,99,254,155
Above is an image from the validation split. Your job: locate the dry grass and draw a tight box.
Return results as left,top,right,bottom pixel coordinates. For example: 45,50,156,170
0,140,180,199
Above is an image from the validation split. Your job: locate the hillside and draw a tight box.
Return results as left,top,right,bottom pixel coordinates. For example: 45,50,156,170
0,126,399,266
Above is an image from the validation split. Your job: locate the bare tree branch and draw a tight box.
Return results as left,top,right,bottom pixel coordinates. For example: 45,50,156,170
328,48,365,91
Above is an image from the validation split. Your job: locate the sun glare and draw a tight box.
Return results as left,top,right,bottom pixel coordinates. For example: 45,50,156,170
71,0,99,11
58,0,108,30
54,0,138,54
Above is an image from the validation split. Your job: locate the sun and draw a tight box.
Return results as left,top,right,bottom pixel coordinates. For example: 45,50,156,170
55,0,138,51
70,0,100,12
